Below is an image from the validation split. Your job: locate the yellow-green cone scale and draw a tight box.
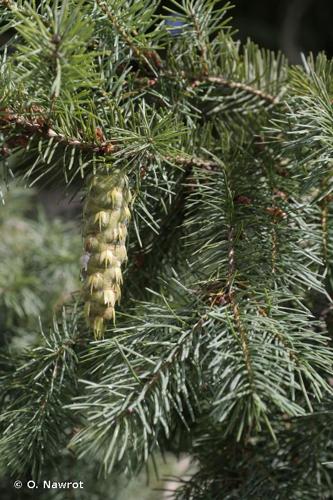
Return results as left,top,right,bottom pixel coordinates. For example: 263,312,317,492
82,168,131,338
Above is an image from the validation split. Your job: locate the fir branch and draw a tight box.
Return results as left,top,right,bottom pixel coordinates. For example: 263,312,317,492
136,72,280,105
320,179,330,266
0,108,221,170
0,306,83,480
4,0,97,99
69,300,203,474
95,0,162,70
176,402,333,499
201,75,279,105
1,2,333,494
168,154,219,170
172,73,280,105
226,226,254,388
182,165,332,438
0,108,117,154
188,7,209,76
96,0,142,59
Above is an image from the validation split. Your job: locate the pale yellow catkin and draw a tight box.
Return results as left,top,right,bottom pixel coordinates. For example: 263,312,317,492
82,168,131,338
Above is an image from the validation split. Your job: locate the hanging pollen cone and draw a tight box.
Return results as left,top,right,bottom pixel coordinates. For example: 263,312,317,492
82,167,131,338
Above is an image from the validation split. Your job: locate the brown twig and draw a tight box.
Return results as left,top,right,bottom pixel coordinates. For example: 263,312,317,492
0,108,117,154
188,75,279,105
225,226,253,377
0,108,221,170
136,71,280,105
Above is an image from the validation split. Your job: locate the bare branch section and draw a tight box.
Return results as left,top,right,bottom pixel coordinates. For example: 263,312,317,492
0,108,220,170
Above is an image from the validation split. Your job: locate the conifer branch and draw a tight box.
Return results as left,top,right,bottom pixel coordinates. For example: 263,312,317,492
95,0,162,69
206,76,279,104
0,108,220,170
181,74,279,105
189,9,209,75
320,179,330,265
69,306,202,472
131,71,281,105
1,2,332,493
137,72,280,105
0,108,117,154
0,308,81,479
226,226,254,388
96,0,142,59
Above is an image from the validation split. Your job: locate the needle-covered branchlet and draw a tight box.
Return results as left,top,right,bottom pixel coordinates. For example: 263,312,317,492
82,168,131,338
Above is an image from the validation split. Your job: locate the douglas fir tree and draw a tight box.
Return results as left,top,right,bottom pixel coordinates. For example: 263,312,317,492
1,0,333,498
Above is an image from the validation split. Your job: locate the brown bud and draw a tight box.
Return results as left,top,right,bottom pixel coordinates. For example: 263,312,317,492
29,105,47,127
144,50,162,67
0,107,17,123
140,166,147,178
210,292,231,306
234,195,252,206
100,143,114,154
147,79,157,87
266,206,287,219
190,80,201,89
273,189,288,200
95,127,106,143
51,33,61,45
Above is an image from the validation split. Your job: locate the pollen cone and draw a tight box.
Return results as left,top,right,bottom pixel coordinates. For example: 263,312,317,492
82,168,131,339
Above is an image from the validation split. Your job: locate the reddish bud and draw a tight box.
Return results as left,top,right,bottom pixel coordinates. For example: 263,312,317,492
144,50,162,67
266,206,287,219
100,143,114,154
95,127,106,143
234,195,252,206
190,80,201,88
273,189,288,200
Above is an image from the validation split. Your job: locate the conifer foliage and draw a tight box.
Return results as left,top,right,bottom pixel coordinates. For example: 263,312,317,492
1,0,333,498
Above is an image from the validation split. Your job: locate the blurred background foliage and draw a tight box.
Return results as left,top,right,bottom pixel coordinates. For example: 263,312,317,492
0,183,81,349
